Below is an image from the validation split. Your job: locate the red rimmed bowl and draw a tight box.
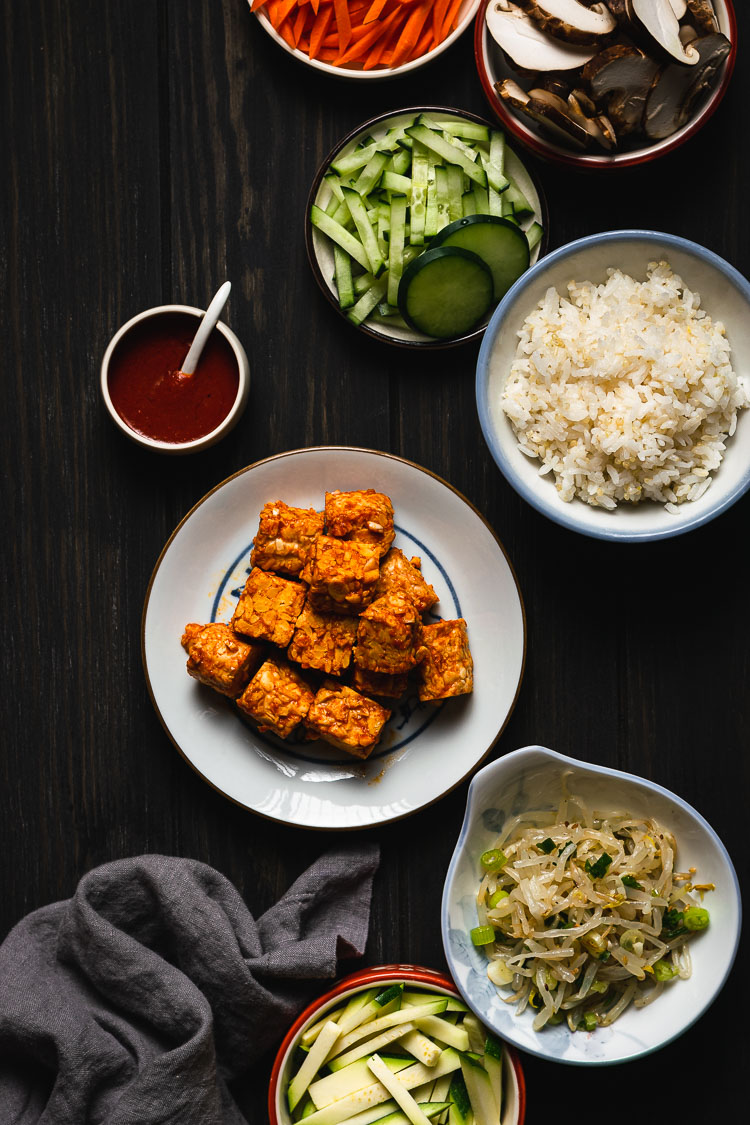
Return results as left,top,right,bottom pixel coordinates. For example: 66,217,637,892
474,0,737,170
269,964,526,1125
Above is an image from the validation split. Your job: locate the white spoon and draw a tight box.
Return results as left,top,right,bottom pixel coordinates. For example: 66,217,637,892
179,281,232,376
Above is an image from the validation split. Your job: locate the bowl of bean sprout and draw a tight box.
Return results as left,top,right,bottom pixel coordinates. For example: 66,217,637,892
441,745,741,1064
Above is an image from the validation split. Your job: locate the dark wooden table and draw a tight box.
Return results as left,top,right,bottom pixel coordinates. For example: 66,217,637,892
2,1,748,1118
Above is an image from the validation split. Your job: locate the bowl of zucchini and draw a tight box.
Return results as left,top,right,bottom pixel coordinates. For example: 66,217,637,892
305,107,549,348
268,964,526,1125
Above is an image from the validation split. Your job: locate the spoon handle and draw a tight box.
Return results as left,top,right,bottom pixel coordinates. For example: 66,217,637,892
180,281,232,375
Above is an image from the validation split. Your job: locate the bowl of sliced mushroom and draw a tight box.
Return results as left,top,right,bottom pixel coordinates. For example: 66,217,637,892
475,0,736,167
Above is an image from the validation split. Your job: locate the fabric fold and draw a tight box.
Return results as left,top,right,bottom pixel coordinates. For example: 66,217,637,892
0,845,379,1124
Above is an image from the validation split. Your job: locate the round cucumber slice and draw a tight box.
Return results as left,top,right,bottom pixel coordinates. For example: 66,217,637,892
429,215,530,302
397,246,493,339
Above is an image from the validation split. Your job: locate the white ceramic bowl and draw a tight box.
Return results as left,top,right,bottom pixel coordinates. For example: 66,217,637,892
474,0,737,170
251,0,481,80
442,745,741,1066
476,230,750,541
100,304,250,454
268,965,526,1124
306,106,548,349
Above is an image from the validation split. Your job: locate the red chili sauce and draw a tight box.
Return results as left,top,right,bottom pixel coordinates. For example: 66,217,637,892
107,312,240,444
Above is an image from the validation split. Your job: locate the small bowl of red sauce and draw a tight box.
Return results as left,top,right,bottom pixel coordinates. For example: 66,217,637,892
101,304,249,453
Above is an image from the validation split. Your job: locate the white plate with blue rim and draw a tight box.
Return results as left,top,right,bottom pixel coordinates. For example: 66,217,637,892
442,744,742,1064
142,447,526,829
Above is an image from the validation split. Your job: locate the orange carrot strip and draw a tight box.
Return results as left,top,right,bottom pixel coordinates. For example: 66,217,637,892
276,17,298,47
432,0,450,41
410,21,434,59
361,16,402,68
389,0,431,67
441,0,463,38
333,0,352,50
336,4,403,64
363,0,387,20
291,3,308,46
266,0,298,30
251,0,268,13
309,3,334,56
311,0,320,11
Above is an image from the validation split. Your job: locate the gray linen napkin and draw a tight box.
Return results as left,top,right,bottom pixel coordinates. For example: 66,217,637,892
0,846,379,1124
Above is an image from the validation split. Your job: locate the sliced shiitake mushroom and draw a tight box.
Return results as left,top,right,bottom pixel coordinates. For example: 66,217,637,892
522,0,617,45
583,43,660,134
644,31,731,138
486,1,597,71
685,0,719,34
496,78,593,147
631,0,700,64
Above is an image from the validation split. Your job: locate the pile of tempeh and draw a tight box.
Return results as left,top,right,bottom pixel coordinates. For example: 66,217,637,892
182,488,473,758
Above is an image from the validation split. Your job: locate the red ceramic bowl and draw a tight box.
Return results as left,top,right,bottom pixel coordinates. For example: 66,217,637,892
474,0,737,170
269,963,526,1125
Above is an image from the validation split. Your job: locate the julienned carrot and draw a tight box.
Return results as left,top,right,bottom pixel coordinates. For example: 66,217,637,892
432,0,451,41
265,0,298,30
292,3,308,46
335,4,403,65
253,0,466,69
389,0,431,68
309,3,333,57
441,0,464,38
363,0,389,23
333,0,352,49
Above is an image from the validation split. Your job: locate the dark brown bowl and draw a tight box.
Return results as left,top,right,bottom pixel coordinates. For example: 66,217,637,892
304,105,550,350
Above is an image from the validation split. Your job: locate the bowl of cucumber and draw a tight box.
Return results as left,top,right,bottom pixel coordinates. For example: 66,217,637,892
268,964,526,1125
305,107,548,348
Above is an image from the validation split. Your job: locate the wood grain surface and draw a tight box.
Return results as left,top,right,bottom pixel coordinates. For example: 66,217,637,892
2,0,748,1118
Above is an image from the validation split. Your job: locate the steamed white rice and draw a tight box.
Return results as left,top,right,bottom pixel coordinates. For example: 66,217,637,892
502,261,749,510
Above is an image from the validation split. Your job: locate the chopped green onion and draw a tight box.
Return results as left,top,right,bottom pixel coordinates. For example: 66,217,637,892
585,853,613,879
683,906,710,931
589,981,608,995
488,889,509,908
480,849,507,873
578,1013,598,1032
661,908,689,940
620,929,643,952
653,959,678,982
538,838,555,854
621,874,644,890
598,951,611,962
470,925,496,946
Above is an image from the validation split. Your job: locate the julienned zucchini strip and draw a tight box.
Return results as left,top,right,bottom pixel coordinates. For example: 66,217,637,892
312,121,542,335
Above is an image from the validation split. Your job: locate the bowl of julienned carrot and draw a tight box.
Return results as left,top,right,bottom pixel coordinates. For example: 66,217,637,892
249,0,481,78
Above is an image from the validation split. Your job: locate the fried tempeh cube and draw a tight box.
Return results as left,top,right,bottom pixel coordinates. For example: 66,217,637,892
416,618,474,703
231,567,306,647
181,622,265,698
236,658,315,739
250,500,324,578
354,593,422,675
374,548,438,613
302,535,380,615
352,666,408,700
287,600,358,676
324,489,395,557
305,682,391,758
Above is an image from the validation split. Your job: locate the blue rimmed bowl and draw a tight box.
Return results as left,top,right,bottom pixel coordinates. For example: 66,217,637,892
441,744,741,1066
476,231,750,541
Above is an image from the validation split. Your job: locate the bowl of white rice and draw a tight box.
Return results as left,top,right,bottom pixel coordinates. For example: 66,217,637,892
476,231,750,541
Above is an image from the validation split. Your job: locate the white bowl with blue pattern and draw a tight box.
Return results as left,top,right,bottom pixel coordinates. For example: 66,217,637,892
441,745,741,1064
476,231,750,541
